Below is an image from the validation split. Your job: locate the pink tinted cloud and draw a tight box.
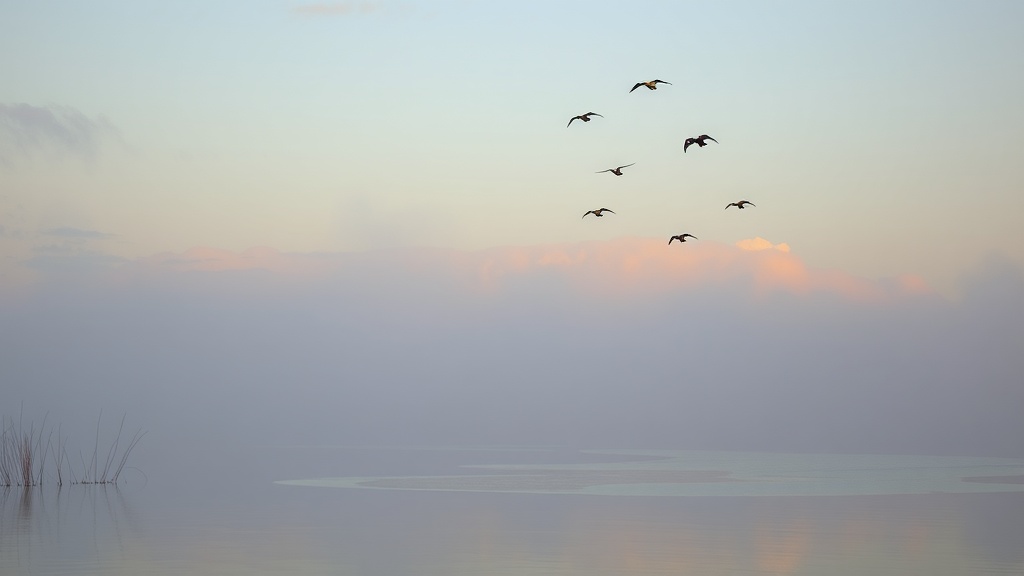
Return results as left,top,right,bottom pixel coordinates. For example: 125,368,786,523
736,236,790,253
131,237,934,304
467,237,914,302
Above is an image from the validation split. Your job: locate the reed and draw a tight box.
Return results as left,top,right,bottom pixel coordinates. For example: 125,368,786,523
0,410,144,487
0,411,48,487
77,412,146,485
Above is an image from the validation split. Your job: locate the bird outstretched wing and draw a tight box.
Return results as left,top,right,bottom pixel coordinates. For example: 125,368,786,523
629,82,644,93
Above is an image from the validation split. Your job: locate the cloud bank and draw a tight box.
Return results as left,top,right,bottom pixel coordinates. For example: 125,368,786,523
1,238,1020,459
130,237,927,303
0,103,117,164
41,226,115,240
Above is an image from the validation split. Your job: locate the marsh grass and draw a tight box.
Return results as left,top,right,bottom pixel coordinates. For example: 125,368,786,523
0,410,145,487
77,412,146,485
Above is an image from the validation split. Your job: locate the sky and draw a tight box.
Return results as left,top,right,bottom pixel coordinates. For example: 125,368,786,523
1,1,1022,457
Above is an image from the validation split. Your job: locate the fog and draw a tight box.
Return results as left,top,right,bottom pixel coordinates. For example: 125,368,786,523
2,239,1021,460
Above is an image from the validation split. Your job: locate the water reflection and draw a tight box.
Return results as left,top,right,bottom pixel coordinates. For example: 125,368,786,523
366,494,1023,576
2,447,1023,575
233,489,1019,576
1,485,141,574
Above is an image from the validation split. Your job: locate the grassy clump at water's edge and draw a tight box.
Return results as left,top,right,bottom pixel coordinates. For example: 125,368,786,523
0,409,145,487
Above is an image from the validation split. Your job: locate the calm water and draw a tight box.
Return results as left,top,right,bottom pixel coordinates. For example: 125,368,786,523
2,446,1023,575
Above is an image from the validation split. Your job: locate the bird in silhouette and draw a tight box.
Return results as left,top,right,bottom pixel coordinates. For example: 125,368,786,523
596,163,635,176
567,112,603,127
583,208,616,219
683,134,718,152
725,200,756,210
668,233,698,244
630,79,672,93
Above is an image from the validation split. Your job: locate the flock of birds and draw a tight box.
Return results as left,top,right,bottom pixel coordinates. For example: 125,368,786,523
570,78,756,245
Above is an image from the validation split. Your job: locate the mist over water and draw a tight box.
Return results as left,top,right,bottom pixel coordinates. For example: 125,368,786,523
2,244,1022,458
2,247,1021,573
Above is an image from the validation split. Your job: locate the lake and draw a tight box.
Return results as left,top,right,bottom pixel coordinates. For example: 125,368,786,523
3,445,1023,575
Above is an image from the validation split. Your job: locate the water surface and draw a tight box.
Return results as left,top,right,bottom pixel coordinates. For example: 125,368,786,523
3,446,1022,575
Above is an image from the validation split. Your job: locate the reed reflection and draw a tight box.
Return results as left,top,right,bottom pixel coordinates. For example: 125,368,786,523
1,485,141,574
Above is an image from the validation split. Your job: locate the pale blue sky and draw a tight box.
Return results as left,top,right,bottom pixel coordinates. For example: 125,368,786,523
2,0,1023,294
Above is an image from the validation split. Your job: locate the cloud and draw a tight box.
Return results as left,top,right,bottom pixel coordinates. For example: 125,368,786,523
292,2,384,16
24,249,126,274
124,237,932,304
40,227,115,240
0,103,117,164
140,246,331,276
736,236,790,253
16,227,123,281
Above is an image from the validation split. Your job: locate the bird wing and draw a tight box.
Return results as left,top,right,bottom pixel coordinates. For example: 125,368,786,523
656,79,672,85
668,236,677,244
583,211,594,218
703,135,718,143
588,112,603,117
618,163,635,169
746,201,755,207
602,209,615,214
629,82,643,93
596,169,612,174
567,116,579,127
683,139,693,152
684,234,697,240
725,203,734,210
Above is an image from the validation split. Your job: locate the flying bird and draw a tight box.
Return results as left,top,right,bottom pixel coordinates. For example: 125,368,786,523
630,79,672,93
683,134,718,152
567,112,603,127
596,163,635,176
583,208,616,219
668,233,698,244
725,200,756,210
